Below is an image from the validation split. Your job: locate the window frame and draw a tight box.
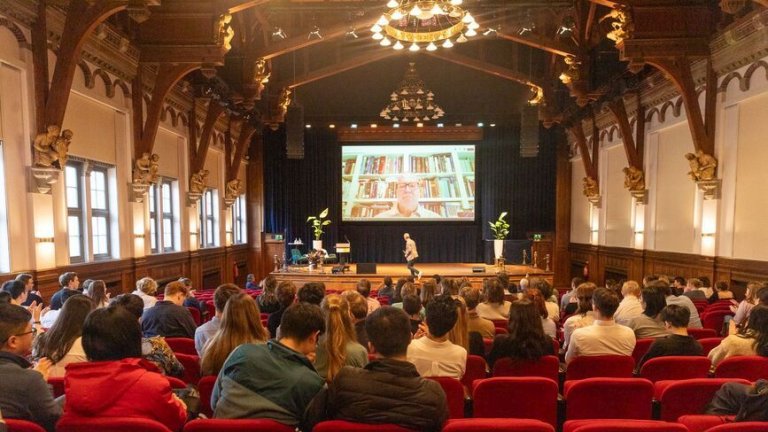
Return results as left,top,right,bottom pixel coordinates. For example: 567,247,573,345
200,189,218,248
232,194,247,244
148,178,178,254
65,161,86,263
89,165,111,260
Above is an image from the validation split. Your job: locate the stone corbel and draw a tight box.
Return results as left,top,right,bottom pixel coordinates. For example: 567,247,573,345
187,192,203,207
130,182,151,203
697,179,721,200
29,167,60,195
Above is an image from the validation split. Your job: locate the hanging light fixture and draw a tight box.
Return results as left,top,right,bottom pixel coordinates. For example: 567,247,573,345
371,1,479,51
380,63,445,123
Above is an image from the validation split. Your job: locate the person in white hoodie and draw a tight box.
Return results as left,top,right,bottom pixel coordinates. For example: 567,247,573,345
132,277,158,309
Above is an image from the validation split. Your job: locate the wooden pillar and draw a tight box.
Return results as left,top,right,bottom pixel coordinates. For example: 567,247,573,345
247,129,265,279
553,127,572,290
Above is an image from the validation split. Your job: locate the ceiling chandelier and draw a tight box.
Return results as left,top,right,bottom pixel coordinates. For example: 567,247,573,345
372,0,480,51
380,63,445,122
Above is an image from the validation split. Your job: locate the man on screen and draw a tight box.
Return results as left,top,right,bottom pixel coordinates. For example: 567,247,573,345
375,175,442,218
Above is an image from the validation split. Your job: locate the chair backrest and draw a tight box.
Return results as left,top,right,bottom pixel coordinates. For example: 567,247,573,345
183,418,295,432
442,418,555,432
638,356,711,382
187,307,202,326
698,337,723,355
567,419,689,432
312,420,414,431
655,378,751,421
165,337,197,355
166,376,187,389
631,339,655,365
706,422,768,431
687,328,717,339
47,376,65,398
473,377,559,427
5,419,46,432
676,414,734,432
57,416,172,432
492,355,559,383
460,355,488,391
427,376,465,419
482,338,493,356
565,355,635,381
702,310,733,336
491,319,508,329
198,375,217,418
564,378,654,420
495,327,509,335
175,352,201,384
714,355,768,381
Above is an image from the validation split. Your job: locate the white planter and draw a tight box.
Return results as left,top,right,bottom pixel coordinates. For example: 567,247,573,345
313,240,323,251
494,239,504,259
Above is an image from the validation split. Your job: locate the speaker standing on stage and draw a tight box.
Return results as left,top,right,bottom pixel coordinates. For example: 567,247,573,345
403,233,421,280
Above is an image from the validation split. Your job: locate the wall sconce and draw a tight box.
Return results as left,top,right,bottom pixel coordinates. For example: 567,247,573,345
701,232,715,238
634,230,644,235
190,231,199,237
35,237,54,243
134,233,146,239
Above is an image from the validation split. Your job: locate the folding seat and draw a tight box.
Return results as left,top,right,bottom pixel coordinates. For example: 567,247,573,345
197,375,217,418
637,356,711,382
57,417,172,432
565,355,635,381
165,337,197,355
183,418,295,432
47,377,65,398
492,355,559,383
707,422,768,431
698,337,723,356
687,328,717,339
4,419,45,432
187,306,202,326
654,378,750,421
460,355,488,391
312,420,414,431
563,377,654,420
632,338,655,365
563,419,688,432
473,377,559,427
175,352,201,385
442,418,555,432
427,377,465,419
677,414,735,432
714,355,768,381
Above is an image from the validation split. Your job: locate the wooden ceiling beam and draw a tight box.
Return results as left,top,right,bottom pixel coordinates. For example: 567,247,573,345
497,31,577,58
273,49,399,89
427,51,542,88
224,0,272,14
259,15,378,60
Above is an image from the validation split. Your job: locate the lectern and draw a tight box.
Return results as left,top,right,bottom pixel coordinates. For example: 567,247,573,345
335,242,350,265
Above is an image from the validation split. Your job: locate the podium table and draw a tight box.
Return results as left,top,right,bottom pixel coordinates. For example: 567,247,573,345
336,243,350,265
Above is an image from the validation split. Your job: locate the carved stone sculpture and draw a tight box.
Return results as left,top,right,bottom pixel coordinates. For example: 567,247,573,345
685,151,718,182
583,176,599,198
253,58,270,86
277,87,292,116
33,125,73,169
622,166,645,191
133,152,160,185
225,179,243,201
190,169,209,194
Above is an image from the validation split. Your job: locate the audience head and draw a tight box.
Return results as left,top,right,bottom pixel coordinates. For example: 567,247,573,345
757,285,768,306
87,280,108,306
642,274,659,288
519,277,529,290
15,274,34,292
447,295,469,350
356,279,372,298
402,294,422,317
366,307,411,358
0,303,33,354
660,304,690,330
715,281,729,292
592,287,621,319
505,300,549,359
33,294,93,363
525,288,549,319
213,283,242,314
59,272,79,290
686,278,703,292
699,276,711,287
460,286,482,310
745,281,763,304
424,295,458,338
640,286,667,318
321,294,357,380
621,280,641,299
433,274,442,285
395,278,407,296
110,294,144,320
298,282,326,305
571,277,585,291
532,278,553,301
484,278,505,304
743,305,768,357
420,281,437,306
82,306,142,361
246,274,255,283
81,279,93,294
135,277,158,296
178,277,194,293
399,282,417,299
382,276,393,288
1,280,26,305
673,276,686,288
0,292,10,304
341,290,368,321
263,275,277,293
276,281,297,309
497,272,509,291
163,281,188,305
279,303,325,354
575,282,597,315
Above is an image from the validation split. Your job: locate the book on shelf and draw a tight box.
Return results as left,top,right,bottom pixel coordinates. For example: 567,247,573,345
464,177,475,197
361,155,404,175
418,177,459,198
459,158,475,173
350,203,392,217
356,179,397,199
343,159,357,175
410,153,455,173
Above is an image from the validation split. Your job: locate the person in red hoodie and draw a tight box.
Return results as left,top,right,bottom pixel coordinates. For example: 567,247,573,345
62,306,187,431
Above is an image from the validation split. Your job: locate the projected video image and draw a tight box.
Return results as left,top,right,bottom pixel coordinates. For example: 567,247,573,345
342,144,476,221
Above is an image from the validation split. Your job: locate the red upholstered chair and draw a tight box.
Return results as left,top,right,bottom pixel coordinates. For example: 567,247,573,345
47,377,65,398
460,355,488,391
692,301,708,314
198,375,217,418
677,415,735,432
631,338,655,365
5,419,46,432
563,378,654,420
187,306,202,326
166,376,187,389
707,422,768,431
688,328,717,339
492,355,559,383
427,377,465,419
473,377,559,427
491,320,508,329
714,356,768,381
552,338,561,354
699,337,723,356
702,310,732,336
204,301,216,322
495,327,509,335
57,417,172,432
637,356,711,382
653,378,751,422
183,419,295,432
175,352,201,385
442,418,555,432
312,420,414,431
565,355,635,381
165,337,197,355
483,338,493,356
563,419,688,432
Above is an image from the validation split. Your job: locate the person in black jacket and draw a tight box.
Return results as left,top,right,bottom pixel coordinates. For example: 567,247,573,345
141,281,197,338
50,272,79,310
636,304,703,371
305,306,448,432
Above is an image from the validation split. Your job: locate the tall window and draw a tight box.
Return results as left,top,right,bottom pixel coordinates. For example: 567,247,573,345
149,179,178,253
232,195,247,244
90,167,110,259
200,189,218,248
65,160,115,262
65,162,85,263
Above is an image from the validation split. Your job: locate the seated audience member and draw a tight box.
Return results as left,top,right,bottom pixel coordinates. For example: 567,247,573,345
526,288,557,338
708,280,735,304
179,278,205,315
488,300,556,368
298,282,326,306
63,306,187,430
201,293,268,376
561,277,584,315
637,305,703,370
672,276,687,296
461,286,495,339
660,280,703,328
759,285,768,306
563,282,597,349
257,275,281,314
267,281,297,338
32,295,92,378
614,280,643,326
1,281,27,306
699,276,714,298
314,294,368,381
392,282,425,317
245,273,258,291
407,295,467,379
403,294,423,334
420,281,438,307
85,280,109,309
341,290,369,349
377,277,395,305
111,294,183,377
705,380,768,421
212,303,326,426
730,281,762,333
195,283,241,357
0,291,11,304
50,272,79,310
532,278,560,322
133,277,158,309
682,277,707,301
447,296,469,351
709,304,768,367
17,274,43,307
0,304,61,432
477,278,512,320
627,285,669,339
356,279,380,314
565,287,636,363
392,278,408,304
141,281,197,339
306,307,448,432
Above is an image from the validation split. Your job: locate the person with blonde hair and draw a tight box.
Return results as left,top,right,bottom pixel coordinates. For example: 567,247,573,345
477,278,512,320
730,281,764,334
447,296,469,351
133,277,158,309
563,282,597,349
201,293,268,376
614,280,643,326
314,294,368,381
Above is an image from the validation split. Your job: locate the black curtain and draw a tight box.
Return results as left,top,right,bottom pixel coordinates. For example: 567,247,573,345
263,123,557,263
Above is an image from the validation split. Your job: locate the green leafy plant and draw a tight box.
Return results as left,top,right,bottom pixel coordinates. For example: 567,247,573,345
307,208,331,240
489,212,510,240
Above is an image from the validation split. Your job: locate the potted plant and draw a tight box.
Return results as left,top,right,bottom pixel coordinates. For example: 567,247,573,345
489,212,509,259
307,208,331,251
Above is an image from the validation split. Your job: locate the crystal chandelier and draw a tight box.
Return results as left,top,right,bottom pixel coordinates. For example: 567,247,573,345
372,0,480,51
380,63,445,122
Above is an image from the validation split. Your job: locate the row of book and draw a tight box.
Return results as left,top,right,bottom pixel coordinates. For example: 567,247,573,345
355,180,397,199
459,158,475,173
421,177,460,198
358,155,405,175
464,177,475,198
410,154,455,174
346,202,474,218
342,159,357,175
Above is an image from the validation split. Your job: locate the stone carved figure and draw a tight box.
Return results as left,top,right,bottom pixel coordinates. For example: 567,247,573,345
253,58,271,85
52,129,73,168
277,87,291,115
685,151,718,181
33,125,73,169
190,170,209,194
133,153,160,184
622,166,645,191
226,179,242,200
582,176,599,198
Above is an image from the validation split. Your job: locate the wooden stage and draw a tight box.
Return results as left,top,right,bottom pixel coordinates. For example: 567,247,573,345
271,263,553,291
